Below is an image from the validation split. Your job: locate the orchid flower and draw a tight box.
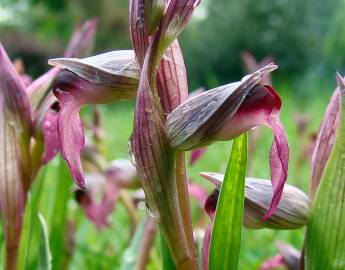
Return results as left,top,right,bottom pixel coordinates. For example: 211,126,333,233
166,64,289,218
75,159,140,229
258,242,300,270
0,19,97,269
50,51,140,187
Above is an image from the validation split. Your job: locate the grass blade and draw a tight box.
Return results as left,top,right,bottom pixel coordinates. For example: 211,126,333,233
17,167,47,270
38,213,52,270
161,232,176,270
306,75,345,269
209,133,248,270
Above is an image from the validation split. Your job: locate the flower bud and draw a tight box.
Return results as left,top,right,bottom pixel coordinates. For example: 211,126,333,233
201,172,310,230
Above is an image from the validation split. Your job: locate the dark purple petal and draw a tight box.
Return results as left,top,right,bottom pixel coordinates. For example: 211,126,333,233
204,188,219,219
189,147,207,166
0,43,32,269
309,88,340,198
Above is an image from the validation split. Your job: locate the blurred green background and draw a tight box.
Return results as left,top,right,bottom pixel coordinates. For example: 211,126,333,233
0,0,344,269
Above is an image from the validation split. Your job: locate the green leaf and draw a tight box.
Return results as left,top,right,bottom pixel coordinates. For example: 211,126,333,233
17,167,47,270
306,77,345,270
161,232,176,270
209,133,248,270
40,157,73,270
38,213,52,270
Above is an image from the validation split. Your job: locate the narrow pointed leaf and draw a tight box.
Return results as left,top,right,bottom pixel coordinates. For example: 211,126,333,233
17,167,47,270
120,217,156,270
309,88,339,198
161,233,176,270
208,134,247,270
306,74,345,270
38,213,52,270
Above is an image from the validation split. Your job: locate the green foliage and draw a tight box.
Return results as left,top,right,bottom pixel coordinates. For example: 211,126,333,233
306,88,345,269
119,217,147,270
209,134,247,270
181,0,341,90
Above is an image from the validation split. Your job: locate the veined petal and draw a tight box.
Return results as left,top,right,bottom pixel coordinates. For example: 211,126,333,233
49,50,140,89
51,53,139,188
129,0,149,65
157,40,188,114
166,64,278,150
0,43,32,269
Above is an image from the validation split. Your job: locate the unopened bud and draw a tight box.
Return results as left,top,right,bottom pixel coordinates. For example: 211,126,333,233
201,172,310,230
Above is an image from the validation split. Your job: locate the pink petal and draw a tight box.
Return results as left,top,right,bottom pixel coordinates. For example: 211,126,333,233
258,255,285,270
55,91,85,188
76,173,120,230
202,222,213,270
42,108,60,164
157,40,189,114
188,183,207,207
